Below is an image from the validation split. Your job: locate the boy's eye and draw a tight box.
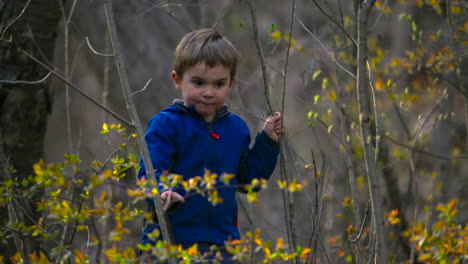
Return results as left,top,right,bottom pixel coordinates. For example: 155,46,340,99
216,81,226,87
192,80,204,86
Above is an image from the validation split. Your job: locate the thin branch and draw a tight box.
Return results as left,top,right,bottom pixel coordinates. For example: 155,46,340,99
138,2,193,31
248,0,273,114
69,39,86,80
85,37,115,57
19,48,133,127
0,0,31,40
66,0,78,25
281,1,298,261
310,0,357,47
295,96,368,173
382,134,468,160
103,1,176,258
349,201,370,243
0,72,51,84
370,0,388,31
367,60,380,162
211,3,235,29
296,15,357,79
132,78,152,96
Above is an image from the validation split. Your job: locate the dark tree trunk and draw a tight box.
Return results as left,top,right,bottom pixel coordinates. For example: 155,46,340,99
0,0,61,258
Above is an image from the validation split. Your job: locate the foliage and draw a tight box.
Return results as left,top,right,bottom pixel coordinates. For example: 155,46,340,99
405,200,468,263
0,124,310,263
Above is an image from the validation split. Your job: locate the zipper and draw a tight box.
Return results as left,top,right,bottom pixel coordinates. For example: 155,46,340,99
207,123,217,170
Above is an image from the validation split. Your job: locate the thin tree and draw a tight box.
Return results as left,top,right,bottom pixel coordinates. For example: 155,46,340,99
355,0,389,262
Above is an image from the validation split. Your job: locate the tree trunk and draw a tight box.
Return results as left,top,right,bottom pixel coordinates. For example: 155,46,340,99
356,0,389,263
0,0,61,258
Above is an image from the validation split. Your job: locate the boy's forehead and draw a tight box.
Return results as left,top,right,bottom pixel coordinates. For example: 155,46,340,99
185,62,231,79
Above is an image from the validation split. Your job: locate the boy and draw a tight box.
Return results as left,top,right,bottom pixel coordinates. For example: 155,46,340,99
139,28,282,262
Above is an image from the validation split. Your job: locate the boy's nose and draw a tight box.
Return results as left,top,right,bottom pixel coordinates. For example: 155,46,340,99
203,88,214,97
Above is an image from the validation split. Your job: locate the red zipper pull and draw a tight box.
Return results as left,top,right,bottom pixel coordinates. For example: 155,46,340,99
210,131,220,140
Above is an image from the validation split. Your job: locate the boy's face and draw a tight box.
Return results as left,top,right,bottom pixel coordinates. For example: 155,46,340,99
172,62,236,123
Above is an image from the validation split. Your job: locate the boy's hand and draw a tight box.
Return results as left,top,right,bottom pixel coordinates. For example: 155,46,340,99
263,112,282,142
161,190,185,211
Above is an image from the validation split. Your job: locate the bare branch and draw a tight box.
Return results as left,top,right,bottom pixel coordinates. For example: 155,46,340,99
248,0,273,114
0,0,31,40
85,37,115,57
19,47,133,127
0,72,51,84
310,0,357,47
296,15,357,79
382,134,468,160
138,2,193,31
132,78,152,96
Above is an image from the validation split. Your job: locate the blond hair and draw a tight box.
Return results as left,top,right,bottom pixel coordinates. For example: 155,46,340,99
173,28,239,80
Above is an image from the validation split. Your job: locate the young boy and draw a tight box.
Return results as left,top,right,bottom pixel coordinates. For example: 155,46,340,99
139,28,282,262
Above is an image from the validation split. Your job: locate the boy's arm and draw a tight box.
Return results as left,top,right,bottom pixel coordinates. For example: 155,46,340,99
237,114,281,192
138,114,177,195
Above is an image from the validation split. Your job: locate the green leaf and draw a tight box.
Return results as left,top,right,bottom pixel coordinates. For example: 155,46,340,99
239,20,244,27
5,179,13,188
136,243,152,252
314,95,320,105
322,78,329,89
269,23,276,32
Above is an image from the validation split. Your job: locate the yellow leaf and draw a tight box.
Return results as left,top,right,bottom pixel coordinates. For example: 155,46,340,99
375,78,385,91
343,197,352,207
347,225,356,234
187,243,198,256
328,91,336,101
33,160,45,177
75,250,86,264
301,248,311,259
100,191,108,202
276,238,285,249
447,199,458,210
271,31,281,41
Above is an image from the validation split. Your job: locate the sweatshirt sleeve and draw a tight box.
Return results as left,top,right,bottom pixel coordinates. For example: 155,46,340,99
138,113,177,193
237,130,280,193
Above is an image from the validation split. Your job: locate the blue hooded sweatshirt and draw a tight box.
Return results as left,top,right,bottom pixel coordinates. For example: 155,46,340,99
139,100,279,246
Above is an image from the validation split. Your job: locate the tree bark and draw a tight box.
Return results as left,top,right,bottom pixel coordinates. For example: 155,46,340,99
0,0,61,258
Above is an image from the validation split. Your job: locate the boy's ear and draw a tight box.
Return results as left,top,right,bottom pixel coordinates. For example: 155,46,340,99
229,76,237,89
171,71,182,91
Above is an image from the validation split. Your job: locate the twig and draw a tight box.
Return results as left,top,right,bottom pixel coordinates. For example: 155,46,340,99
294,95,368,173
281,0,298,261
138,2,193,31
0,0,31,40
382,133,468,160
132,78,152,96
310,0,357,47
19,47,133,127
296,15,357,79
0,72,51,84
85,37,115,57
211,3,235,29
370,0,388,31
248,0,273,114
367,60,380,162
349,201,370,243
